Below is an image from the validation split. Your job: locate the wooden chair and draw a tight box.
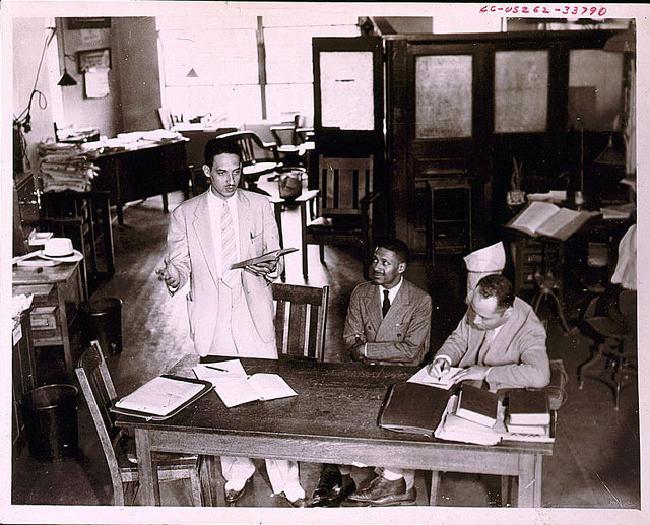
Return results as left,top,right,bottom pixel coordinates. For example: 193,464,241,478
579,288,637,410
75,341,203,506
299,155,378,279
157,108,174,131
272,283,329,362
216,131,282,195
270,114,313,169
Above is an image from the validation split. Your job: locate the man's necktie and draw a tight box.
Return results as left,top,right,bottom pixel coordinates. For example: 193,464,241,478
221,201,238,286
382,289,391,317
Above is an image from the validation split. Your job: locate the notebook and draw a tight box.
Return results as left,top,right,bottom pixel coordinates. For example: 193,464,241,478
406,366,463,390
193,360,298,408
455,384,499,427
378,382,451,438
230,248,298,269
111,375,213,420
507,389,550,425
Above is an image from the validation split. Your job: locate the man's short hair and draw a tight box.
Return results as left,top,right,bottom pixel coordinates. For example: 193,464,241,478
475,274,515,310
204,138,242,167
375,238,409,264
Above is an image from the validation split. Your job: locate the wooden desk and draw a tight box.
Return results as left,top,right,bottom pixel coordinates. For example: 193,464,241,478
12,261,84,376
92,139,190,225
117,357,553,507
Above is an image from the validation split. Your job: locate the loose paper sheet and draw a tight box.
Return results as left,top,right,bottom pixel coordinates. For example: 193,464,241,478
84,67,110,98
407,366,464,390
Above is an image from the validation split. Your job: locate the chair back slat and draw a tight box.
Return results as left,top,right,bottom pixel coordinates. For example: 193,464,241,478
319,155,373,216
272,283,329,362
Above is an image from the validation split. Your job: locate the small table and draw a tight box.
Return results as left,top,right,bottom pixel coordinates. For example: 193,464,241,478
12,261,84,375
116,357,554,507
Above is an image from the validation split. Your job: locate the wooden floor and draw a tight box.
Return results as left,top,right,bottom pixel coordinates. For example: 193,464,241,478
11,181,640,515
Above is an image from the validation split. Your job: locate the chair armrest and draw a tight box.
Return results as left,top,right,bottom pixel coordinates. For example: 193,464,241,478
270,125,294,132
360,191,380,208
295,190,319,203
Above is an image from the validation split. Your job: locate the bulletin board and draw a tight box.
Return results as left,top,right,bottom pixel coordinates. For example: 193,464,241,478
319,51,374,130
415,55,473,139
494,50,548,133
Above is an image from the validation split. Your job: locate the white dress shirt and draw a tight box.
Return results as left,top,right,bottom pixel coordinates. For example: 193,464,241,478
207,190,241,278
379,277,403,310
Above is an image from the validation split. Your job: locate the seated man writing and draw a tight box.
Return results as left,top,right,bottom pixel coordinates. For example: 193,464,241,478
310,239,432,507
429,274,550,390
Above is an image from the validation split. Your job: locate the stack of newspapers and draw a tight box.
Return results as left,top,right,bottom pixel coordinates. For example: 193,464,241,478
38,142,99,192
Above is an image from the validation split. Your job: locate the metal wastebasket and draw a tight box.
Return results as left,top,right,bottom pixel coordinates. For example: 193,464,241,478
21,384,79,462
80,297,123,355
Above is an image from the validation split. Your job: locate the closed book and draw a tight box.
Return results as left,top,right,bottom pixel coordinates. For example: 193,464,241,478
505,419,547,436
378,382,451,438
455,384,498,427
508,389,550,425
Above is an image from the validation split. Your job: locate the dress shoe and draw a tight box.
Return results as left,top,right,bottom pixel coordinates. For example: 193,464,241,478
283,493,309,508
347,475,416,506
224,477,252,505
309,465,356,507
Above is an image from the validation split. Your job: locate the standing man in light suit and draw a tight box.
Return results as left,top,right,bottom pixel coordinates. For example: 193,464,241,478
156,138,306,507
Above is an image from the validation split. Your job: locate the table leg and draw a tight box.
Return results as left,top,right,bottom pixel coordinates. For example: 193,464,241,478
273,202,286,281
134,429,160,506
517,454,542,507
201,455,225,507
429,470,441,506
162,193,169,213
116,203,124,226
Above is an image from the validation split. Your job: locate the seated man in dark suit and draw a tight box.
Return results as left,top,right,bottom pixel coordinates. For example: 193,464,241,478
310,239,432,507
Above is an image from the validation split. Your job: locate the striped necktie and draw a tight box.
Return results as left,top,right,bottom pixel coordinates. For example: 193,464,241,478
221,201,238,286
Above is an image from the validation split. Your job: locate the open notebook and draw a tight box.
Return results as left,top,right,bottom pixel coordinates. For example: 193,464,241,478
193,359,298,408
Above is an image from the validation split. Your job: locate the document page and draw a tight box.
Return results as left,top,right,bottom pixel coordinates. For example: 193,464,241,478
247,374,298,401
509,201,560,235
407,366,463,390
115,376,204,416
535,207,581,238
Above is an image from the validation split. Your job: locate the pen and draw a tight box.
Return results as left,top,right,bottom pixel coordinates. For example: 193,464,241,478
205,365,228,373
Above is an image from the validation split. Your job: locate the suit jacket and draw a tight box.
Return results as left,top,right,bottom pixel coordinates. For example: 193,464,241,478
434,297,550,390
343,279,432,366
164,189,282,357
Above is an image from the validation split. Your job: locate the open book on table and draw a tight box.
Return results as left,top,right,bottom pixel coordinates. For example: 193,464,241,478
193,359,298,408
230,248,298,270
111,375,213,420
506,201,598,241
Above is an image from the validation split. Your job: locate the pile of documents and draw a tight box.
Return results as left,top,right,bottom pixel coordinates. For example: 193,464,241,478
38,142,99,192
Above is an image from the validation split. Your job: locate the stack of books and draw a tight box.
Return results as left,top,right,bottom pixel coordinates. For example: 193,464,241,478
434,385,502,445
503,389,554,443
38,142,99,192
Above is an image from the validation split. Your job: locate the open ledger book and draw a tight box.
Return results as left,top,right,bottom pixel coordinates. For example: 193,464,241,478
193,359,298,408
506,201,598,241
230,248,298,270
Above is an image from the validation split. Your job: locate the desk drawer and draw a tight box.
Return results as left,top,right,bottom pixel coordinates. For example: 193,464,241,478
13,283,57,307
30,306,59,332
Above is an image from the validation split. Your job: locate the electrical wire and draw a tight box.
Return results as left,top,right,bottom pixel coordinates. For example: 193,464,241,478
13,26,56,127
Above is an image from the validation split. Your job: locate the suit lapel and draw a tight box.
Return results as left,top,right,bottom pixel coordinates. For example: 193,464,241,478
364,285,384,332
192,192,219,286
237,190,252,259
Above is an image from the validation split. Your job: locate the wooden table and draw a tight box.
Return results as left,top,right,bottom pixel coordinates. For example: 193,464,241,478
92,138,190,225
12,261,84,376
116,357,553,507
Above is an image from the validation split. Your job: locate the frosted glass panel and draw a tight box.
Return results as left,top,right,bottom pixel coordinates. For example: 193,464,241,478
415,55,472,138
494,50,548,133
320,52,374,130
568,50,623,131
